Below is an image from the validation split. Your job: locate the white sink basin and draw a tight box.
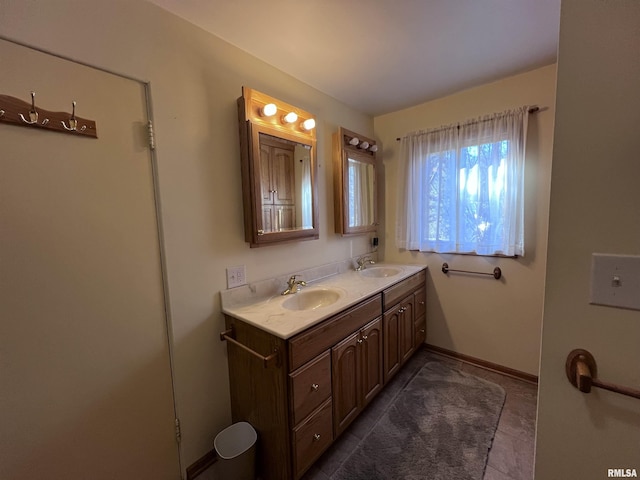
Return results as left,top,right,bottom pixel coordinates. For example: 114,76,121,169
282,288,342,311
358,267,401,278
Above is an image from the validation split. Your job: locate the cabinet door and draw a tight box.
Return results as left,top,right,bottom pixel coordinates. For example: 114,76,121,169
272,145,295,205
275,205,295,230
400,296,415,364
332,331,361,436
361,317,383,407
260,142,272,204
383,308,401,383
262,205,274,232
414,314,426,347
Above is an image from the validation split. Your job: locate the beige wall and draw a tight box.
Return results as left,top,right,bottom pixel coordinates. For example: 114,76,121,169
535,1,640,478
0,0,374,470
374,65,557,375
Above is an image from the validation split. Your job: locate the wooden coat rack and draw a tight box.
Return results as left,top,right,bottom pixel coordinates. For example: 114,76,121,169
0,92,97,138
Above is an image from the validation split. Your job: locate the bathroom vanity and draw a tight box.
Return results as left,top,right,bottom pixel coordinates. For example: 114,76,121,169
221,263,426,480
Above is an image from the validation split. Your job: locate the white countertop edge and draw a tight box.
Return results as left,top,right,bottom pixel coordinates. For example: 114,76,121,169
221,263,427,339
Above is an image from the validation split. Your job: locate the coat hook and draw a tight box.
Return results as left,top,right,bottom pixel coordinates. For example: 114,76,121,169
61,101,78,131
19,91,39,124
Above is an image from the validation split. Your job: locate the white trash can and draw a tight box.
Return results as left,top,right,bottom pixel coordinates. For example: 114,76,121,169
214,421,257,480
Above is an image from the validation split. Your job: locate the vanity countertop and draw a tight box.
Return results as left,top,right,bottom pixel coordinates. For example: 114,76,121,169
221,263,426,339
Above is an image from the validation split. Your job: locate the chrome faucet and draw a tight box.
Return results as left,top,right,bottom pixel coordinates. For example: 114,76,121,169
281,275,307,295
355,255,375,271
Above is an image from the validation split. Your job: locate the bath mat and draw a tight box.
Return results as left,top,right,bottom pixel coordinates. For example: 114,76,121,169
331,361,505,480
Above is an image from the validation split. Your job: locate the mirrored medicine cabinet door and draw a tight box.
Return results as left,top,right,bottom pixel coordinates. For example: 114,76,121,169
237,87,319,247
333,127,378,235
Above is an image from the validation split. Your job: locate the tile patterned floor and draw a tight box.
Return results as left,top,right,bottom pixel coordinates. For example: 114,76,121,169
301,348,538,480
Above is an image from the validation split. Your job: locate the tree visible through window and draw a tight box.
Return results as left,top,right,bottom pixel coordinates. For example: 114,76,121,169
397,107,529,256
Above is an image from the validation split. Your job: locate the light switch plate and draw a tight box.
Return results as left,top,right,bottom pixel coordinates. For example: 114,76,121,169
226,265,247,289
590,254,640,311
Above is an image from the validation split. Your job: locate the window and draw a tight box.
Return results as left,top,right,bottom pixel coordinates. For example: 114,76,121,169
396,107,529,256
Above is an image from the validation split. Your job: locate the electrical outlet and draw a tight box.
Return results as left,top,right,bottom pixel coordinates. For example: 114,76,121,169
590,254,640,311
226,265,247,289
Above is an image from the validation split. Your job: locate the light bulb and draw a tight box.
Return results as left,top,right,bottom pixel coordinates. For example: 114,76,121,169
301,118,316,131
261,103,277,117
359,141,370,149
349,137,359,146
369,144,378,152
282,112,298,124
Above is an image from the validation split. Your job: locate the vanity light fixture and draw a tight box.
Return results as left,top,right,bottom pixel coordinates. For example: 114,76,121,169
282,111,298,124
301,118,316,131
261,103,277,117
238,86,318,247
348,137,360,146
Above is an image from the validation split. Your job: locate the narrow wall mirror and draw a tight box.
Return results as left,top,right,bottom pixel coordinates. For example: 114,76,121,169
237,87,319,247
333,127,378,235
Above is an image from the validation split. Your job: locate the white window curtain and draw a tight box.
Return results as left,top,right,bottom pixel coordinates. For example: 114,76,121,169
396,106,529,256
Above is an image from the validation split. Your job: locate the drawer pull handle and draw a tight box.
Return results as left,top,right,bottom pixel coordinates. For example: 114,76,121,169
357,338,363,344
362,335,368,340
311,383,319,391
313,433,321,441
420,329,426,333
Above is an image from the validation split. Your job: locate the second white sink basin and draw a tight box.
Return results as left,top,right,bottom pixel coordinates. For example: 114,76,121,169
282,288,342,311
358,267,401,278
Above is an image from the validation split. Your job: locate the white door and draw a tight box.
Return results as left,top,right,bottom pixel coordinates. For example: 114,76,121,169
535,2,640,479
0,39,180,479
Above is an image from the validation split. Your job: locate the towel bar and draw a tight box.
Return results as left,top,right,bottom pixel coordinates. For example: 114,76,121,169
441,262,502,280
566,349,640,400
220,328,279,368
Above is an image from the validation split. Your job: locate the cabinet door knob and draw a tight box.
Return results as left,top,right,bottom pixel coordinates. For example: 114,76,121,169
362,335,368,341
420,301,425,305
357,338,363,344
313,433,321,441
420,329,426,333
311,383,319,391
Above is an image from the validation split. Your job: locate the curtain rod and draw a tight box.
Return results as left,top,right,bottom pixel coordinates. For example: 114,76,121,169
395,106,541,142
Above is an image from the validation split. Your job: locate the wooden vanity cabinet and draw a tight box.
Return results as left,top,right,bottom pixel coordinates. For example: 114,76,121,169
332,316,383,437
223,270,426,480
382,270,427,383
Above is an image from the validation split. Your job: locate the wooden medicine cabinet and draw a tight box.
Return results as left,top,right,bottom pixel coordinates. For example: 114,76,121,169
333,127,378,235
237,87,319,247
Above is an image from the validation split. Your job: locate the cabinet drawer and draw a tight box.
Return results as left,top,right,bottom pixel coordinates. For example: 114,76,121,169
288,294,382,371
383,270,426,310
293,399,333,478
289,351,331,426
414,288,426,318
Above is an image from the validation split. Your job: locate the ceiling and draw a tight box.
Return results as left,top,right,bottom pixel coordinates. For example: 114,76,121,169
146,0,561,116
